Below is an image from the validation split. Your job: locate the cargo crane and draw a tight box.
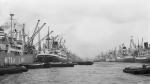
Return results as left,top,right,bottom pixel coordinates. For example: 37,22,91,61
129,36,136,49
58,37,63,48
27,20,46,45
34,30,53,47
129,36,138,56
24,20,46,54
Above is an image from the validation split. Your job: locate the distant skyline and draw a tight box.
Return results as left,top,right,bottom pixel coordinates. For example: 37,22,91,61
0,0,150,59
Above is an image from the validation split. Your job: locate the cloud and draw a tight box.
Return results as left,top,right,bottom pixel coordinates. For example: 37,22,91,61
0,0,150,58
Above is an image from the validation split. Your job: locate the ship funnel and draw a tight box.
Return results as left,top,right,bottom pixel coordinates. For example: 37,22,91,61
144,42,148,49
123,47,126,49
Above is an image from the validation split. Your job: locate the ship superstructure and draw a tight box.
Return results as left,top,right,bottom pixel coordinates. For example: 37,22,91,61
0,14,24,55
36,27,69,63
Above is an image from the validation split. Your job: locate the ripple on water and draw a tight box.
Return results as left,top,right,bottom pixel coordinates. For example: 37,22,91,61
0,62,150,84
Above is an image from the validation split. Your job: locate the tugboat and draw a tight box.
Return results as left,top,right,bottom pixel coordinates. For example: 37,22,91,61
0,66,28,75
20,63,51,69
123,64,150,75
74,61,94,65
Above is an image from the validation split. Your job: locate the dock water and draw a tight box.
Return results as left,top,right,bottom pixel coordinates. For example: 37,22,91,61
0,62,150,84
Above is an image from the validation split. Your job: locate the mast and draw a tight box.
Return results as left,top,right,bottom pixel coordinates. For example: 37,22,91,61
22,24,25,55
10,14,14,37
47,27,50,49
45,27,51,49
138,39,140,48
22,24,26,44
14,23,16,38
130,36,136,49
141,37,143,48
138,39,140,56
38,26,41,52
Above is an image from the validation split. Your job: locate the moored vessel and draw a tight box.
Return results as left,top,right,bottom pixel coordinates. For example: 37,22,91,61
0,14,36,66
35,27,75,67
116,37,150,63
35,27,68,63
0,14,48,66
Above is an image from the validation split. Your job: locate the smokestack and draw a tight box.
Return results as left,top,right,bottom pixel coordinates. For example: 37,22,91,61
144,42,148,49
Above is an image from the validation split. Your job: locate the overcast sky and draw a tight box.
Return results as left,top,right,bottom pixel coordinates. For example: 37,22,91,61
0,0,150,58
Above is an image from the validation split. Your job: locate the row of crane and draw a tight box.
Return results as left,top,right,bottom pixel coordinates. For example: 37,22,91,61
26,19,67,53
0,13,68,55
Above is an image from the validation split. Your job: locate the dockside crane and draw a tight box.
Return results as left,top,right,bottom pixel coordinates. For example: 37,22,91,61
34,30,53,47
129,36,136,49
24,20,46,54
129,36,139,56
28,20,46,45
58,37,63,48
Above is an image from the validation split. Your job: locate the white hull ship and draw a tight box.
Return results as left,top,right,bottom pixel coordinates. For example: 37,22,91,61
36,28,68,63
116,37,150,63
0,14,37,65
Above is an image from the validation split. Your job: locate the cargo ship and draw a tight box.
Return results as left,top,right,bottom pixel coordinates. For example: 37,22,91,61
116,37,150,63
98,36,150,63
0,13,82,65
0,14,46,65
35,27,68,63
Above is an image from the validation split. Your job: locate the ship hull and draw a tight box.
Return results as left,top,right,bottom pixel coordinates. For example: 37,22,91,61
117,58,150,63
135,59,150,63
36,54,67,63
116,57,124,62
116,58,135,62
135,56,150,63
116,56,135,63
0,52,34,65
116,55,150,63
122,58,135,63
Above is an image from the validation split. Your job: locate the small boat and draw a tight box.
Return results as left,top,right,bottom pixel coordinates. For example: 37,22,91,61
75,61,94,65
0,66,28,75
123,64,150,74
17,66,28,72
48,62,74,67
20,63,51,69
